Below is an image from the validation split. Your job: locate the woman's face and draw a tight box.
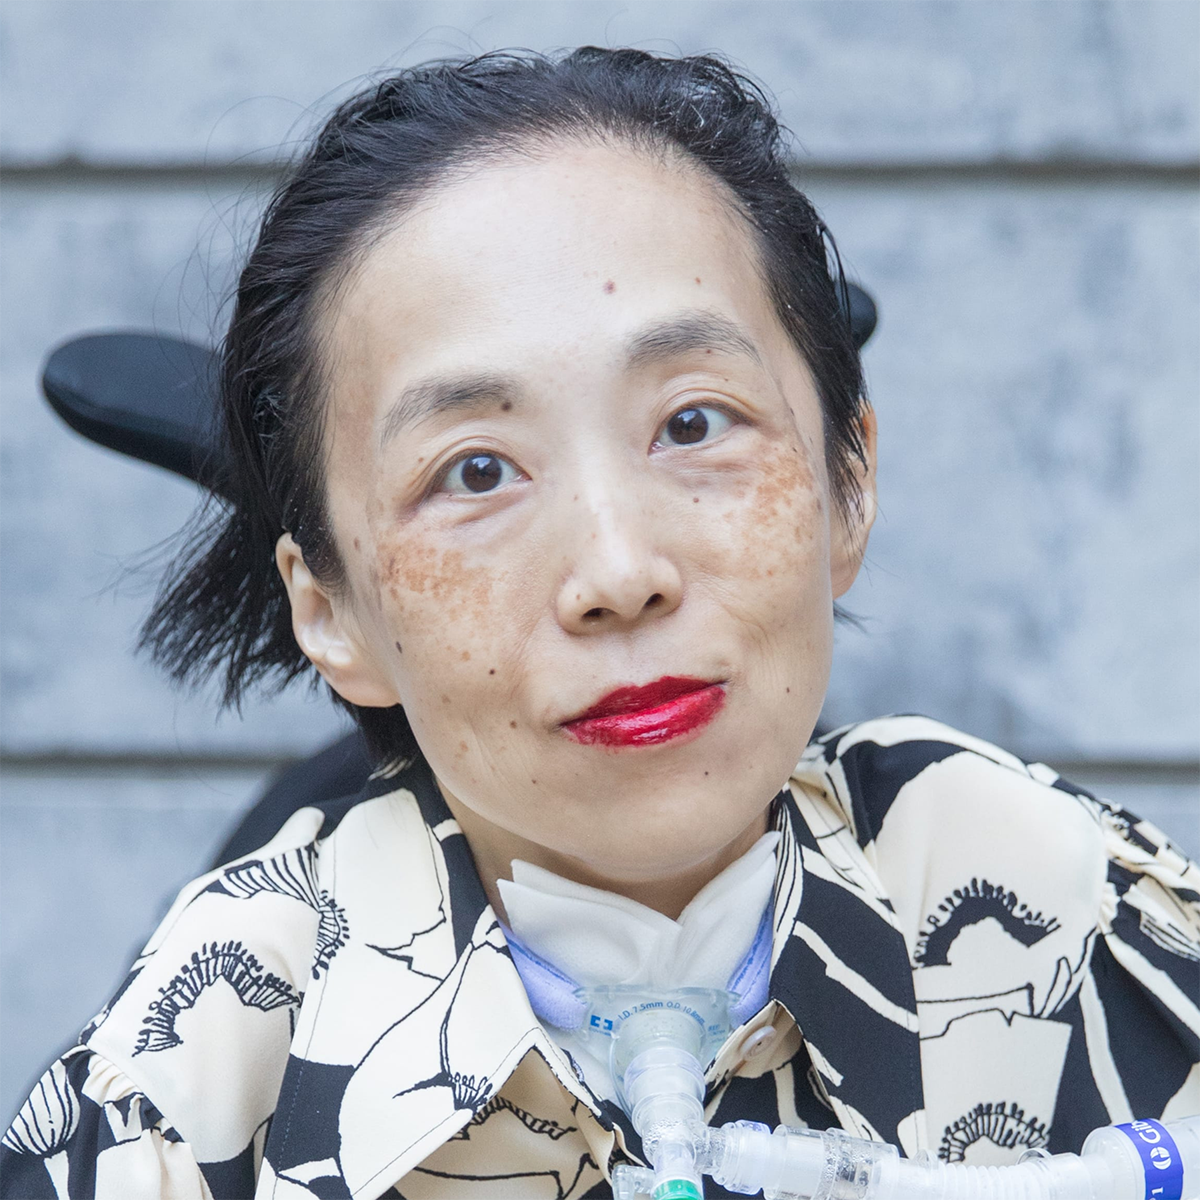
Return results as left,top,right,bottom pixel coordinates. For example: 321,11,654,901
286,140,875,894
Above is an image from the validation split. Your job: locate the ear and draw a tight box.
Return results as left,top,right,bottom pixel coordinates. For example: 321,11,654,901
830,408,878,599
275,533,401,708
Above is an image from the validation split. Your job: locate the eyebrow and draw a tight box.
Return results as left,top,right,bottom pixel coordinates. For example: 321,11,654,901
379,372,519,448
624,311,763,371
378,311,761,447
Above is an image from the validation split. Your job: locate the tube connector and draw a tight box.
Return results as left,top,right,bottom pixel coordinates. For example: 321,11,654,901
708,1122,894,1199
614,1009,709,1199
580,987,733,1200
584,982,1200,1200
706,1116,1200,1200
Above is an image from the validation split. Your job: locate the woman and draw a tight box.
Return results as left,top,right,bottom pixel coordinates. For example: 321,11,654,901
3,48,1196,1200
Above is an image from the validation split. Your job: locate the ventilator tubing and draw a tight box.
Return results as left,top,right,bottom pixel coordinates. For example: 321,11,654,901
702,1116,1200,1200
586,985,1200,1200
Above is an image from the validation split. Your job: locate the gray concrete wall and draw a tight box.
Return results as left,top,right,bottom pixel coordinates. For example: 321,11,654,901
2,0,1197,1120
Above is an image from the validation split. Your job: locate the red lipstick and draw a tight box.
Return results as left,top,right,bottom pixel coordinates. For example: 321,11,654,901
562,676,725,747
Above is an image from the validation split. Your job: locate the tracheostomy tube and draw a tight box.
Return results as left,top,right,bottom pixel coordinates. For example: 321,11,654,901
579,985,734,1200
584,984,1200,1200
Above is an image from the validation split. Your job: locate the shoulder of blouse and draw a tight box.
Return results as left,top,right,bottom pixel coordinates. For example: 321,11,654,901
2,772,470,1200
791,713,1200,1134
1,1045,214,1200
792,712,1200,1030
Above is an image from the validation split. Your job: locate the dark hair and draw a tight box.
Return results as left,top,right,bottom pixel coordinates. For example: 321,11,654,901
141,46,869,766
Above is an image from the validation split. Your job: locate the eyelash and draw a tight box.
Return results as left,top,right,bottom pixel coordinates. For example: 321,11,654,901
428,400,742,499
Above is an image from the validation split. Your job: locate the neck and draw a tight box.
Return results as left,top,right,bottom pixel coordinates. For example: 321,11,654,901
437,781,769,922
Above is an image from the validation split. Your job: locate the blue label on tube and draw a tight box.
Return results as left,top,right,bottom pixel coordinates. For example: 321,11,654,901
1115,1120,1183,1200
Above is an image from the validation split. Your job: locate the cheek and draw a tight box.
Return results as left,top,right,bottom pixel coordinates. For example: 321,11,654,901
714,438,829,591
378,535,495,653
370,526,539,751
714,440,834,721
373,532,548,777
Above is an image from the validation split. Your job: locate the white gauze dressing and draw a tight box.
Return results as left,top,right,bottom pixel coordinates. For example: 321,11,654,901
498,831,780,1102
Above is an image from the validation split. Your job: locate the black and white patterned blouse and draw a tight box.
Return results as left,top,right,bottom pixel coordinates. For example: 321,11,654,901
3,716,1197,1199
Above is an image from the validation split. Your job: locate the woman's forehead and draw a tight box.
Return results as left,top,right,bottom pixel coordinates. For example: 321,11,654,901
320,141,785,405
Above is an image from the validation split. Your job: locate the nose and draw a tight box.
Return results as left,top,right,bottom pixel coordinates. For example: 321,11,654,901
555,489,684,634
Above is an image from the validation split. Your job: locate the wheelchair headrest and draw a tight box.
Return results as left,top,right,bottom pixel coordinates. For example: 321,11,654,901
42,331,227,496
41,285,877,495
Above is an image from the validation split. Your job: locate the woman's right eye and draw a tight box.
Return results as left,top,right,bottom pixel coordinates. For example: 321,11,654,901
438,453,522,496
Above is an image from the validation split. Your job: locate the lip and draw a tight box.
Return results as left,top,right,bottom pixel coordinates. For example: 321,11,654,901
561,676,725,748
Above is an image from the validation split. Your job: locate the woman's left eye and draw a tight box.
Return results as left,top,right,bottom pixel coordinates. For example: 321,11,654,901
654,405,736,449
438,453,522,495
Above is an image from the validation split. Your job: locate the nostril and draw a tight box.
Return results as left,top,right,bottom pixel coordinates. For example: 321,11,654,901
584,607,605,620
644,593,664,610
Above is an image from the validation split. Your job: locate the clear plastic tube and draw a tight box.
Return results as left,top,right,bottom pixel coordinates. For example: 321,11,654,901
590,984,1199,1200
706,1116,1200,1200
584,987,733,1200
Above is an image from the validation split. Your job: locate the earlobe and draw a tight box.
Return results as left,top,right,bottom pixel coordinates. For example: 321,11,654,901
830,408,878,599
275,533,401,708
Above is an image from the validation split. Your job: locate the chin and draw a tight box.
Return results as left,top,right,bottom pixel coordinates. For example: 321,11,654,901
557,771,772,864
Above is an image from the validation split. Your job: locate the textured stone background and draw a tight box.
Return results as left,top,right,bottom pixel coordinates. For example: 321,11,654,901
2,0,1197,1120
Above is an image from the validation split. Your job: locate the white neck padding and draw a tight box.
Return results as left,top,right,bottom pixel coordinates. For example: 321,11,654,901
499,831,780,996
496,835,777,993
498,832,780,1102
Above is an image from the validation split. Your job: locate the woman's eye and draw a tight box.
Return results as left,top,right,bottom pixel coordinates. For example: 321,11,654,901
656,405,735,448
439,453,521,496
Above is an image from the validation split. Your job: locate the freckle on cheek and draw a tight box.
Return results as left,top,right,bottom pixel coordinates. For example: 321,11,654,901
509,720,517,729
383,538,493,623
377,527,497,661
603,280,615,294
489,668,496,675
723,442,820,582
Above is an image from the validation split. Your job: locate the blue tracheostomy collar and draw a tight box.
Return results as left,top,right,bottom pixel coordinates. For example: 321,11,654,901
503,904,773,1033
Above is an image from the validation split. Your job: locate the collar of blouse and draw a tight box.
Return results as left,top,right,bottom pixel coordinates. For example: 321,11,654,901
258,746,926,1196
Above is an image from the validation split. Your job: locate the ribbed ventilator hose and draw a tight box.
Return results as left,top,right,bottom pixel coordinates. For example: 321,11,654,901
703,1117,1200,1200
596,985,1199,1200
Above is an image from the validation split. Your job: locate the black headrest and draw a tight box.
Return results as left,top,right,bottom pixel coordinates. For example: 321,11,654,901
42,331,227,495
41,284,877,494
844,282,877,350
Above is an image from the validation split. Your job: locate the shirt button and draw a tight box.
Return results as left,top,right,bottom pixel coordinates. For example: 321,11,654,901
739,1025,778,1061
